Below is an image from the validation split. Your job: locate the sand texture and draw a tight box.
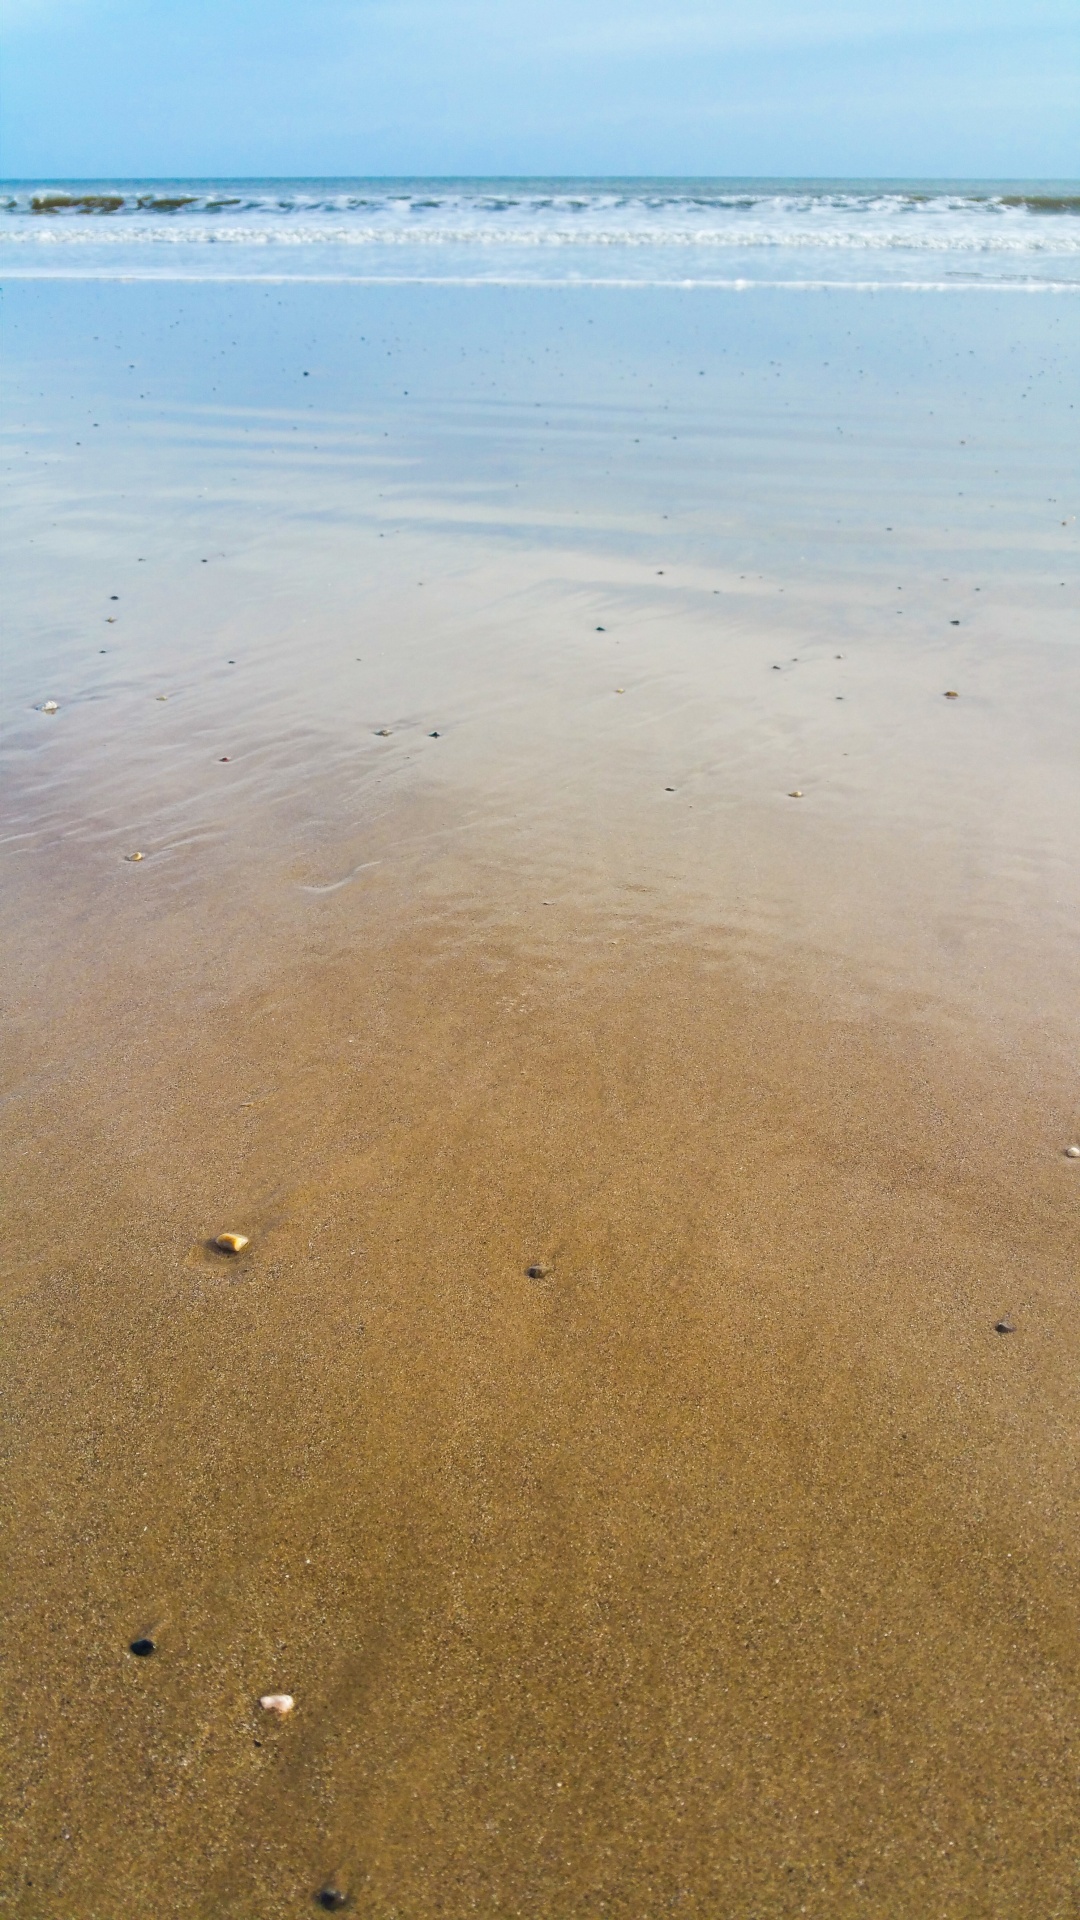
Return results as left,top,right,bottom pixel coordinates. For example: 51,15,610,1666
3,279,1078,1916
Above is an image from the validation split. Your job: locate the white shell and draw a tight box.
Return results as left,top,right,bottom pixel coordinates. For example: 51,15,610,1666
41,700,59,714
1065,1145,1080,1160
259,1693,294,1717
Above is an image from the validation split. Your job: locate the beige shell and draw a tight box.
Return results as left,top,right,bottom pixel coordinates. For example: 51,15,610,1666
259,1693,294,1718
214,1232,250,1255
1065,1146,1080,1160
126,851,144,862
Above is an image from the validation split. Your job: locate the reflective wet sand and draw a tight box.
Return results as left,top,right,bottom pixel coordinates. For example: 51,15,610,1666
3,283,1079,1915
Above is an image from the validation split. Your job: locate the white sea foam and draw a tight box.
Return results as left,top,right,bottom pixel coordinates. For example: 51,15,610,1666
3,179,1077,285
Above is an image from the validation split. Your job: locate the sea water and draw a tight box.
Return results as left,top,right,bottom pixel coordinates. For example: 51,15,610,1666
2,176,1079,287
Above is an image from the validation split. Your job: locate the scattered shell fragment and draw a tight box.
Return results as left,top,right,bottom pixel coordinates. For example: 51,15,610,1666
615,687,624,694
526,1264,552,1280
944,690,959,699
214,1232,250,1255
1064,1145,1080,1159
994,1319,1016,1335
41,700,59,714
788,790,803,798
156,694,168,702
125,851,144,862
375,728,392,736
259,1693,295,1718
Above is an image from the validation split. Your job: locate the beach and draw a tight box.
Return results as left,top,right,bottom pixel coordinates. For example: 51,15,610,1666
3,200,1079,1914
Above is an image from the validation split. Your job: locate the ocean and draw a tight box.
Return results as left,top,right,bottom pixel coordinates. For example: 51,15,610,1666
3,175,1080,286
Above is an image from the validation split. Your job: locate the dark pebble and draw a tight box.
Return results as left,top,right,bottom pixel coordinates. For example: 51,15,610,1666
526,1264,551,1280
994,1319,1016,1335
429,730,440,737
950,619,960,625
129,1637,155,1657
596,625,605,631
316,1890,348,1911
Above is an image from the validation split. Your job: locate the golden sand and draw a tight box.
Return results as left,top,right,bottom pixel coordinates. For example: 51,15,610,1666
3,873,1078,1915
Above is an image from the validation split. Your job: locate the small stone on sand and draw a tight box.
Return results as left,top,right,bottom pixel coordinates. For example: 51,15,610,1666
316,1890,348,1911
788,790,803,798
944,690,959,699
125,852,144,862
375,728,392,736
129,1637,155,1657
994,1319,1016,1335
526,1264,552,1279
41,700,59,714
1064,1145,1080,1159
214,1232,250,1255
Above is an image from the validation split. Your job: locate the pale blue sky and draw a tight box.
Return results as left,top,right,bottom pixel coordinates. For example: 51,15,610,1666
1,0,1077,180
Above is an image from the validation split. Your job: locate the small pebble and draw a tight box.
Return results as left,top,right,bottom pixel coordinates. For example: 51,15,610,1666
1064,1145,1080,1159
214,1232,250,1255
41,700,59,714
526,1263,552,1279
788,790,803,798
615,687,624,694
950,619,960,626
944,690,959,699
125,851,144,862
375,728,392,736
156,694,168,702
994,1319,1016,1335
129,1637,155,1657
596,625,606,631
259,1693,294,1718
316,1890,348,1911
429,730,440,738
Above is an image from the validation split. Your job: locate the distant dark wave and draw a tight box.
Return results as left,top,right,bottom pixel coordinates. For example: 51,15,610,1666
3,181,1079,222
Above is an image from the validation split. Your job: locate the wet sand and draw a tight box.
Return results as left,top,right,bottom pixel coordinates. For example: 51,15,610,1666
3,282,1079,1915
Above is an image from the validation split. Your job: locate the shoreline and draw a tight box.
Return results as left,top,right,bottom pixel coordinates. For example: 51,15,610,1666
3,273,1078,1914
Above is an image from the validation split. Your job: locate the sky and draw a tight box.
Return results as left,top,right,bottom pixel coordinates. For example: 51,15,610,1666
1,0,1077,180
